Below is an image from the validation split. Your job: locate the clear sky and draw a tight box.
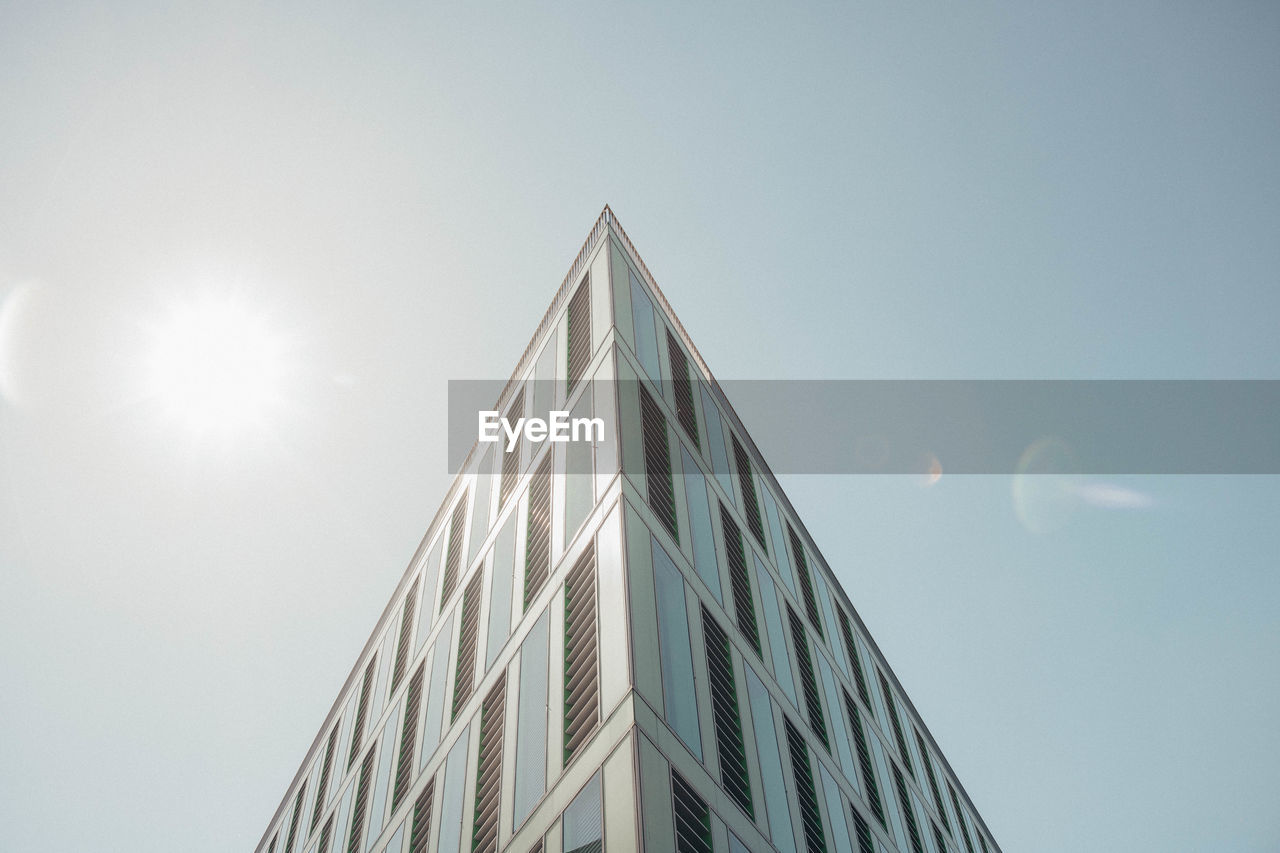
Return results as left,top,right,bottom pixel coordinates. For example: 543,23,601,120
1,2,1277,851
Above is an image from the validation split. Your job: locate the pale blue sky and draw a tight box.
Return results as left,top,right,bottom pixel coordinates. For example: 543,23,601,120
1,2,1277,851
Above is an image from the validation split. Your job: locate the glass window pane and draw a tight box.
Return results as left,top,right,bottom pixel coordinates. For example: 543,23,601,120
414,536,444,652
652,538,702,759
364,707,400,850
564,386,595,543
680,447,722,604
419,615,454,766
468,447,496,566
755,556,798,707
820,764,854,853
745,667,797,853
485,513,517,670
513,607,550,829
761,487,796,596
435,725,471,853
818,654,858,788
699,384,733,497
630,270,661,383
562,771,603,853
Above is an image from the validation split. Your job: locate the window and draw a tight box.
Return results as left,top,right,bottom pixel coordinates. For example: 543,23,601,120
933,821,949,853
317,814,334,853
452,571,484,722
892,764,924,853
440,493,470,610
844,689,885,827
666,329,699,449
837,608,872,708
407,776,435,853
562,771,602,853
745,668,797,853
671,770,712,853
347,747,376,853
415,538,444,654
282,784,306,853
786,523,823,640
680,448,721,603
948,781,975,853
513,609,550,828
563,544,600,764
630,269,661,382
421,617,454,763
436,726,471,853
393,662,426,812
566,275,591,394
851,807,875,853
701,606,752,818
730,434,766,550
719,501,760,656
499,389,525,508
755,561,798,707
819,765,855,853
915,727,950,834
311,724,339,832
391,577,421,695
349,657,377,769
787,602,829,751
699,384,732,496
468,446,496,565
654,542,701,758
472,678,506,853
784,717,827,853
524,455,553,610
877,669,914,778
638,383,678,542
485,514,518,670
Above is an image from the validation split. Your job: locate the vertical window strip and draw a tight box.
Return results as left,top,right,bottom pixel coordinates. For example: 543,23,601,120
440,493,470,611
666,329,699,449
407,776,435,853
472,678,506,853
850,807,875,853
877,669,914,778
786,523,824,640
392,662,426,813
933,821,949,853
348,747,376,853
671,770,714,853
391,577,421,695
843,689,885,826
566,275,591,394
317,814,334,853
700,606,754,819
348,657,377,770
499,389,525,509
948,781,976,853
638,383,678,541
977,831,990,853
892,764,925,853
563,544,600,764
523,455,553,610
266,832,278,853
452,571,485,722
283,784,306,853
837,608,872,708
311,724,340,832
718,502,761,656
787,602,829,751
914,727,951,834
730,435,767,549
783,717,828,853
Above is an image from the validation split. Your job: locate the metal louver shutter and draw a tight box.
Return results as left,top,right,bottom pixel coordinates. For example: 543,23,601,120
784,717,828,853
700,606,753,819
893,763,925,853
282,784,306,853
671,770,713,853
311,723,339,832
915,727,951,834
837,608,872,708
851,806,875,853
347,747,376,853
471,677,506,853
439,493,470,610
878,669,914,778
666,329,699,449
787,602,829,751
499,389,525,509
391,577,420,695
787,523,824,639
948,781,976,853
638,383,678,541
527,841,543,853
934,821,949,853
730,434,766,549
563,544,599,764
524,454,553,610
408,776,435,853
452,571,485,722
392,662,426,812
718,502,760,656
566,275,591,394
348,658,377,769
317,815,333,853
844,689,885,826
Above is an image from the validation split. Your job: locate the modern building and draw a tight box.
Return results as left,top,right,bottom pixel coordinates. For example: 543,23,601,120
255,208,1002,853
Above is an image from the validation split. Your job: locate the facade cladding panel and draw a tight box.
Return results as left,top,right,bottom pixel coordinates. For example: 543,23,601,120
256,208,1001,853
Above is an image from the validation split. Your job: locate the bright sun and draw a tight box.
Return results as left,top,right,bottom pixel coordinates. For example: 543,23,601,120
146,296,290,434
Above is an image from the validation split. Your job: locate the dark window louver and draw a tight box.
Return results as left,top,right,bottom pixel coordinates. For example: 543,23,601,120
439,493,469,611
949,781,976,853
348,747,376,853
978,831,991,853
408,776,435,853
784,717,828,853
317,815,334,853
700,606,753,819
311,723,340,832
566,275,591,394
524,454,553,610
718,502,760,656
666,329,699,449
878,669,914,779
893,764,925,853
528,842,543,853
915,727,951,834
851,807,875,853
348,657,377,770
638,383,678,541
933,821,949,853
844,689,885,826
472,678,506,853
563,544,599,764
787,602,828,751
671,770,713,853
837,608,872,708
786,523,824,640
391,577,420,695
499,389,525,509
730,435,766,549
393,662,426,813
452,571,485,722
282,784,306,853
266,833,278,853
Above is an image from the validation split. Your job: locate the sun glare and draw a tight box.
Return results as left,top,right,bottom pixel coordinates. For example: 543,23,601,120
146,296,290,435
